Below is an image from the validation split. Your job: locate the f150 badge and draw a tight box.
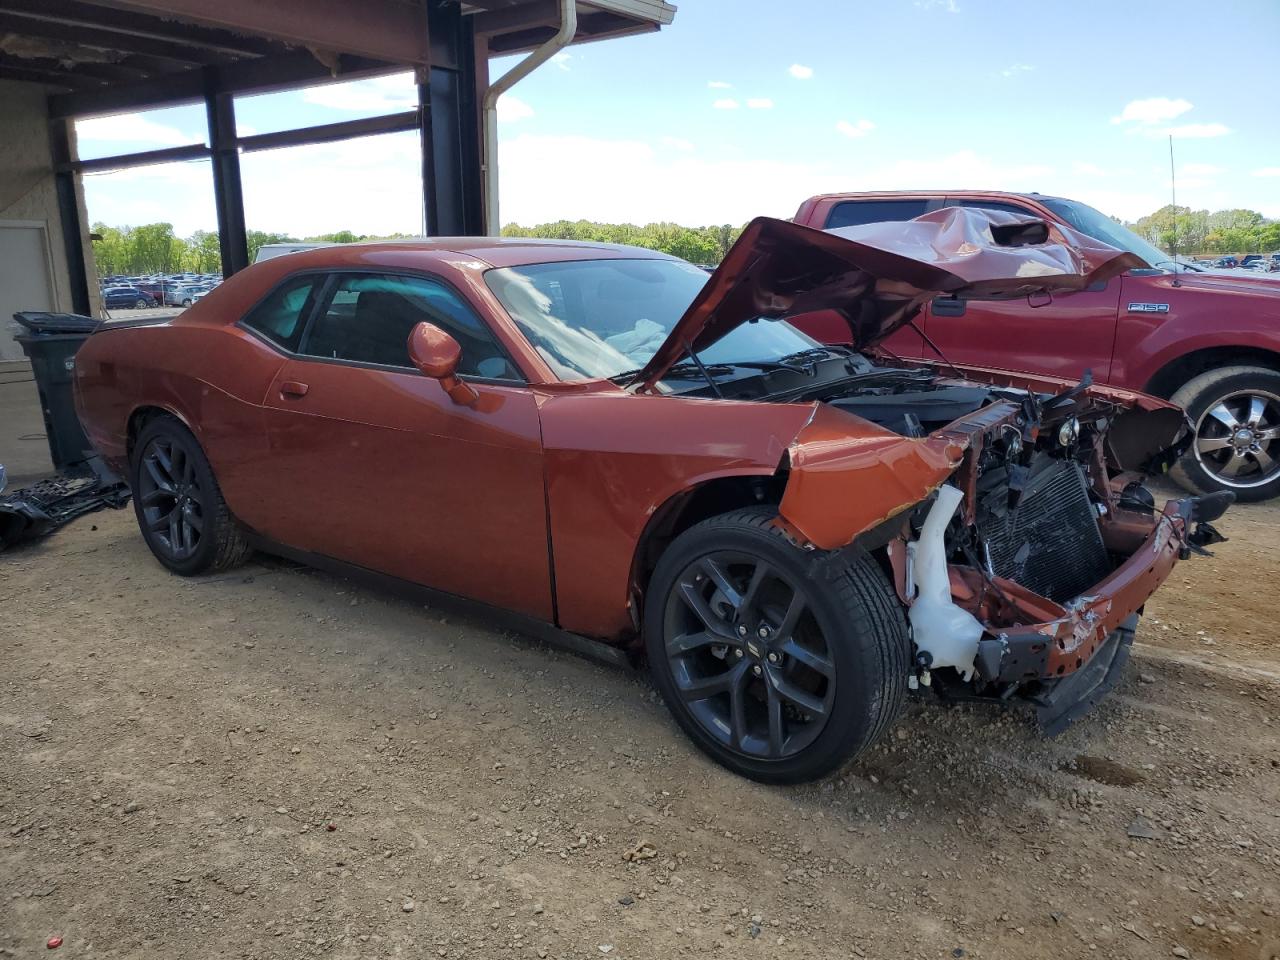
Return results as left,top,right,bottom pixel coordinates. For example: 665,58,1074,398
1127,302,1170,313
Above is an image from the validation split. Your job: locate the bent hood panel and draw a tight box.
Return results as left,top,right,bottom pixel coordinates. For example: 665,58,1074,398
635,208,1144,390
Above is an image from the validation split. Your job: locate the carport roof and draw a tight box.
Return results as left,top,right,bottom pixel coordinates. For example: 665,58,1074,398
0,0,676,118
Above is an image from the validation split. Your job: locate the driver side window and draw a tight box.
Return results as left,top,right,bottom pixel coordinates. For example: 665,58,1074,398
300,273,522,380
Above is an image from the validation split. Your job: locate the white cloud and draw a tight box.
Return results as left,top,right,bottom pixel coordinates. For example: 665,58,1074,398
915,0,960,11
1165,122,1231,139
1111,97,1193,126
1180,162,1223,177
497,94,534,122
1254,167,1280,177
746,98,774,110
660,136,695,152
76,113,198,146
998,64,1032,78
1073,161,1107,176
788,64,813,80
301,73,416,112
1110,97,1229,140
707,80,732,89
712,98,740,110
550,51,571,71
835,118,875,138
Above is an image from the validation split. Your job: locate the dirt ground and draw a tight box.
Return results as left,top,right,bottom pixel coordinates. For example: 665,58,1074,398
2,483,1277,960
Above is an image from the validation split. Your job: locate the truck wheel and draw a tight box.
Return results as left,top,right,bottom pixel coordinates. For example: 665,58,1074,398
644,507,909,784
1169,365,1280,502
130,416,253,575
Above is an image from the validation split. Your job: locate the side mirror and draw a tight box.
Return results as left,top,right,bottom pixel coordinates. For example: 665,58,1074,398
407,322,478,406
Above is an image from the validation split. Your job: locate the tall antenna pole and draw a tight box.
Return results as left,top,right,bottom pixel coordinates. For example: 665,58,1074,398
1169,134,1178,264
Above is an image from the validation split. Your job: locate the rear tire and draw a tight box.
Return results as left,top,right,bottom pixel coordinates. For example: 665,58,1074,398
1169,365,1280,503
644,507,909,784
130,416,252,575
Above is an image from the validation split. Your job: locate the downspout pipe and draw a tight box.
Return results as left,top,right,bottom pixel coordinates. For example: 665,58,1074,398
481,0,577,236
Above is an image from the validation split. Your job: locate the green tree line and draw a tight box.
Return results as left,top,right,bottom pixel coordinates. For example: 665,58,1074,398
1126,206,1280,257
92,205,1275,278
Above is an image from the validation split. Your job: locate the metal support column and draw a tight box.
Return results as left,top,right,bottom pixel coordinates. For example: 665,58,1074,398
47,118,93,316
204,69,249,276
420,0,484,236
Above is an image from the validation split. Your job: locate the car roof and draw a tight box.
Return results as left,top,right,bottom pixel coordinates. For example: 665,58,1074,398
264,236,678,271
806,189,1069,204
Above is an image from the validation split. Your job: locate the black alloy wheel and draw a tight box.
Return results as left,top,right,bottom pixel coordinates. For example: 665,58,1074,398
130,416,253,575
137,433,204,563
645,508,909,784
662,549,836,761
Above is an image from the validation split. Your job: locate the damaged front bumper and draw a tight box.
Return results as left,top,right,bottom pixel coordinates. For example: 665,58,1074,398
961,493,1228,687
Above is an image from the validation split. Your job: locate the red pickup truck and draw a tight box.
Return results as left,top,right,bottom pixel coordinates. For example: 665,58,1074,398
789,191,1280,501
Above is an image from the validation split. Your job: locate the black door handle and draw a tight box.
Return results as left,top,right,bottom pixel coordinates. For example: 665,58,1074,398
931,296,967,317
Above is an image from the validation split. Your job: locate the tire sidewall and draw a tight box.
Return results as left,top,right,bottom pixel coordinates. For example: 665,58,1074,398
1175,367,1280,503
130,417,223,575
644,517,895,783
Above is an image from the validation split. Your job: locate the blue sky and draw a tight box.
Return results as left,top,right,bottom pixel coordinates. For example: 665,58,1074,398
77,0,1280,238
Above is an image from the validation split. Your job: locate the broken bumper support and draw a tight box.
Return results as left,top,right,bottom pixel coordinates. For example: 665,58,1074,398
972,494,1226,687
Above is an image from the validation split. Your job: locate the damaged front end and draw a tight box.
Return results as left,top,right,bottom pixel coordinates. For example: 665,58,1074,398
775,371,1230,734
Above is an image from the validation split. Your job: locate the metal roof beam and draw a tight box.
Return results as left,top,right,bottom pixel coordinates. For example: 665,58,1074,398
78,0,431,66
47,50,398,119
0,10,220,65
5,0,282,58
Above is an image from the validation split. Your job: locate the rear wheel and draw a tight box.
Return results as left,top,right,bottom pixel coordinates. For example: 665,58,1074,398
1169,365,1280,502
644,508,909,784
134,298,148,309
130,416,252,575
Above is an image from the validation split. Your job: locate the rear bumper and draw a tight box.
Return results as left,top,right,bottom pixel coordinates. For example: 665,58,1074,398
975,498,1189,684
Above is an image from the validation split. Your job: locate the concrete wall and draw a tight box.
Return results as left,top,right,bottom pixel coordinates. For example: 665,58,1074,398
0,79,101,353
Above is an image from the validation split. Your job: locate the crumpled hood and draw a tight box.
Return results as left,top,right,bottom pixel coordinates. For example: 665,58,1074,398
633,207,1144,390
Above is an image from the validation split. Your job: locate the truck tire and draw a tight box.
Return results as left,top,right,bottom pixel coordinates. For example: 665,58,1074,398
1169,365,1280,502
644,507,909,784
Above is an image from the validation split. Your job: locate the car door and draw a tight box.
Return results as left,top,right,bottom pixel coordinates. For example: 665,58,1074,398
921,198,1123,383
254,270,553,622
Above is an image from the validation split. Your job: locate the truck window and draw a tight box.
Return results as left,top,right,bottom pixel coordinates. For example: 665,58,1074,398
824,199,929,229
949,199,1037,217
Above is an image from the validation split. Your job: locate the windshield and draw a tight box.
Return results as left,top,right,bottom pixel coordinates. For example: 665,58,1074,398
485,258,820,381
1040,198,1171,269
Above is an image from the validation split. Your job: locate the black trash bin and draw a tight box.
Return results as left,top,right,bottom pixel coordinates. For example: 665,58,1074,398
12,311,102,473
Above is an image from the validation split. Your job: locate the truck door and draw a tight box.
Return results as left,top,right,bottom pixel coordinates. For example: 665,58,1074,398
923,198,1122,383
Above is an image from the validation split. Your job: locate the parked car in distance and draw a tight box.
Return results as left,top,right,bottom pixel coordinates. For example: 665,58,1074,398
101,285,156,309
162,284,201,307
1211,255,1239,268
72,215,1227,783
789,190,1280,501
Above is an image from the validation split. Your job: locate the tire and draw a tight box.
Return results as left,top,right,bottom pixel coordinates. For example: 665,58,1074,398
130,415,253,575
644,507,909,784
134,298,148,309
181,298,192,307
1168,365,1280,503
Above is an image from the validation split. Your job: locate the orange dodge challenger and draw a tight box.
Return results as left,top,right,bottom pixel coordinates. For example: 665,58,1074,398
74,209,1230,783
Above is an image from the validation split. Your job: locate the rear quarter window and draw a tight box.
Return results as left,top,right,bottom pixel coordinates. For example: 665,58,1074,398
825,199,930,229
240,274,320,352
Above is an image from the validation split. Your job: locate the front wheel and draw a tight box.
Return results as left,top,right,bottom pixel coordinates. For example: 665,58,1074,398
181,298,193,307
130,416,253,575
644,508,909,784
1169,365,1280,502
134,298,148,309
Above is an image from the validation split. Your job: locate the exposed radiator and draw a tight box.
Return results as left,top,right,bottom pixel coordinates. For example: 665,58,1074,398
976,456,1111,603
